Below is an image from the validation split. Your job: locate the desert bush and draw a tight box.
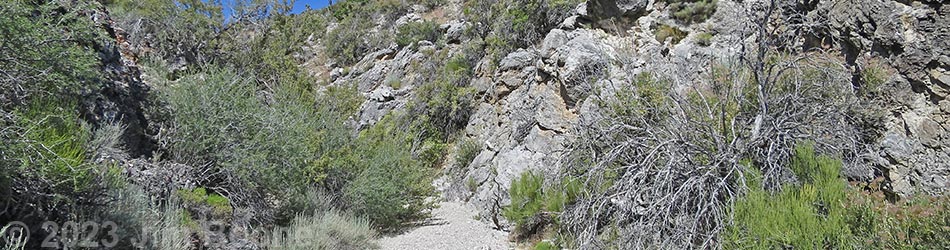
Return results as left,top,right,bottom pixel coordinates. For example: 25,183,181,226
454,139,481,169
107,0,224,66
533,241,557,250
660,0,717,24
158,66,337,223
0,1,101,107
655,24,688,44
845,180,950,248
561,50,861,248
221,10,329,90
504,172,546,227
341,116,436,230
727,143,950,249
0,97,122,230
325,16,386,65
409,55,477,141
100,185,190,250
178,187,234,218
695,32,714,46
396,21,442,47
504,172,582,233
265,210,377,250
462,0,581,63
725,143,854,249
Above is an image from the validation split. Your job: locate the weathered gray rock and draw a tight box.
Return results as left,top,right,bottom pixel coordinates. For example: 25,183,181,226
586,0,649,19
441,20,470,44
559,15,581,30
820,0,950,197
498,49,537,72
550,31,609,105
394,13,422,28
369,85,395,102
541,29,569,59
917,118,943,148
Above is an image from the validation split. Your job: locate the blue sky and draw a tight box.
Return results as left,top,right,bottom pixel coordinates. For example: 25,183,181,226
218,0,332,17
290,0,332,13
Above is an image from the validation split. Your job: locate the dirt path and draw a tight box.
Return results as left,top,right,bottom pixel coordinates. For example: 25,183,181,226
378,201,511,250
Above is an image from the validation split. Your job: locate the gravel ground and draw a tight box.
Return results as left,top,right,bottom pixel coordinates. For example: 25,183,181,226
379,202,512,250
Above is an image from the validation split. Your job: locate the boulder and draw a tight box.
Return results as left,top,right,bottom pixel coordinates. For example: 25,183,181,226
441,20,470,44
369,85,395,102
585,0,650,20
541,29,569,59
498,49,537,72
551,32,608,105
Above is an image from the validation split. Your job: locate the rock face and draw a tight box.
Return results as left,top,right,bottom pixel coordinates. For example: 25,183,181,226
329,0,949,228
586,0,649,19
83,6,157,158
821,0,950,197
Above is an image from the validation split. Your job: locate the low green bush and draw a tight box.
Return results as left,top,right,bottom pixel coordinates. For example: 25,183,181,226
410,55,477,141
0,1,101,106
342,116,436,230
859,60,890,97
846,180,950,248
455,139,481,169
102,185,190,250
661,0,717,24
396,21,442,47
726,143,852,249
265,210,378,250
503,172,582,228
107,0,224,66
695,32,713,46
178,187,233,217
325,16,381,65
463,0,581,64
14,99,95,194
504,172,546,226
655,24,688,45
727,142,950,248
159,66,335,218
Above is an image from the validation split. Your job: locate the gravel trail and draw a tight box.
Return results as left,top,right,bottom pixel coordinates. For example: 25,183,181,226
378,201,511,250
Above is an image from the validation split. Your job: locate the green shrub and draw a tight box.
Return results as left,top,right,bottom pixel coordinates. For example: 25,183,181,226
339,116,436,230
178,187,233,217
221,10,328,88
504,172,582,228
859,60,890,96
265,210,378,250
101,185,190,250
534,241,558,250
661,0,717,24
410,55,477,141
0,0,100,106
845,180,950,248
160,66,334,216
728,142,950,248
725,143,853,249
504,172,546,226
325,16,377,65
695,32,713,46
396,21,442,47
605,73,671,124
462,0,580,63
455,139,481,169
655,24,688,44
107,0,223,66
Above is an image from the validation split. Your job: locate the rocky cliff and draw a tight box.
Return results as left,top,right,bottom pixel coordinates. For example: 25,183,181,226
311,0,948,229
